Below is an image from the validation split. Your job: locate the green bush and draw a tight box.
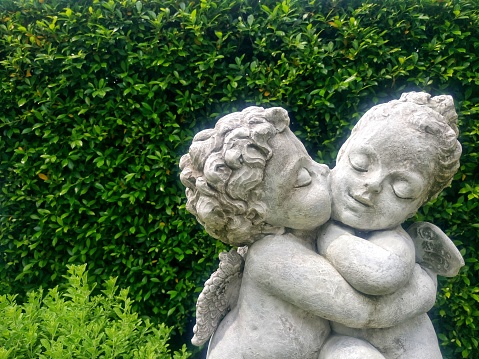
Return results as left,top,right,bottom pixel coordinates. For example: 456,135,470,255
0,0,226,337
1,0,479,357
0,264,190,358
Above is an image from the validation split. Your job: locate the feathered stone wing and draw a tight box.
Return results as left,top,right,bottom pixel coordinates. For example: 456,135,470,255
191,247,246,346
407,221,464,277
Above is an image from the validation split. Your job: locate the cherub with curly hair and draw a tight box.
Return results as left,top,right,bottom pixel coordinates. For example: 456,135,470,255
317,92,463,358
180,105,439,359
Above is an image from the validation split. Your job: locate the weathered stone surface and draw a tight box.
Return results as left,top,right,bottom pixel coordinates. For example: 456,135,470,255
179,93,463,358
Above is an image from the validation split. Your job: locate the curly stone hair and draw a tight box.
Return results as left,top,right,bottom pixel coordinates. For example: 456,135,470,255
179,106,290,246
337,91,462,203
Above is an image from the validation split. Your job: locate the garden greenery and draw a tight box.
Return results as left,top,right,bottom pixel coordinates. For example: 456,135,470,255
0,264,190,358
0,0,478,357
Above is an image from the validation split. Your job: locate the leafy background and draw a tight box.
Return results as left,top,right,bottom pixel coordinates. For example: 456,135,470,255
1,0,478,357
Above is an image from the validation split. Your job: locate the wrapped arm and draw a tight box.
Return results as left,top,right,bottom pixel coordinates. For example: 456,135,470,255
246,233,436,329
318,223,416,295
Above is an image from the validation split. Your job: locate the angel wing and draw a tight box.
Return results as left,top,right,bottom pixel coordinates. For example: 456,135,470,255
407,221,464,277
191,247,246,346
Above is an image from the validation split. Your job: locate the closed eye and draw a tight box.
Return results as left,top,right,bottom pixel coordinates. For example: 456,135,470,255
349,153,370,172
391,178,424,200
294,167,312,188
392,182,414,199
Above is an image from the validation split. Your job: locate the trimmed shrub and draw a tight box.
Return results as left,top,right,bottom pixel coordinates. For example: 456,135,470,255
0,0,478,357
0,264,190,358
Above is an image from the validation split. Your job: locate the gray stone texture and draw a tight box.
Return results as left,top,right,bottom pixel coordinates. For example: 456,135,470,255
180,93,464,358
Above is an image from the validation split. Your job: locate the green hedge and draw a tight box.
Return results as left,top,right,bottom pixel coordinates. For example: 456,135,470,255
1,0,479,357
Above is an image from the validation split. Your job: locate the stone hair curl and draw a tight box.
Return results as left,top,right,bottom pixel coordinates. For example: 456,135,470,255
337,91,462,202
179,106,290,246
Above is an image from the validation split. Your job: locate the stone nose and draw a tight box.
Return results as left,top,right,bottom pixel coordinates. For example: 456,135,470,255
315,163,330,177
363,173,383,193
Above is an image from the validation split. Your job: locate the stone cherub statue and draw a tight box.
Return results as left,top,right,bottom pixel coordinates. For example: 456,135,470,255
179,97,461,358
316,92,464,358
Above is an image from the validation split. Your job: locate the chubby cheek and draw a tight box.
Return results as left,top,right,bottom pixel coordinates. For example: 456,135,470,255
289,183,331,228
331,167,351,196
385,200,420,223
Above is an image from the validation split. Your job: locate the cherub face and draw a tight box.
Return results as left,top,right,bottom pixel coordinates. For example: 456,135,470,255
330,119,432,231
261,128,331,231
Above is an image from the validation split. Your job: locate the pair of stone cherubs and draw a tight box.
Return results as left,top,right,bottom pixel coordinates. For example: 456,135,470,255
180,92,464,359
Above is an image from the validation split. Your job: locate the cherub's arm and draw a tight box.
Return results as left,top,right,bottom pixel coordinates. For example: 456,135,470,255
317,222,415,295
246,233,436,329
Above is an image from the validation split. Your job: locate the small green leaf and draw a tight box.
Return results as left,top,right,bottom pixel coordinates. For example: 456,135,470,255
124,173,136,182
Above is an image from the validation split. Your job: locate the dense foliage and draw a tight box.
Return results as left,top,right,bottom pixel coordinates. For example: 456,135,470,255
0,264,190,358
0,0,478,357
